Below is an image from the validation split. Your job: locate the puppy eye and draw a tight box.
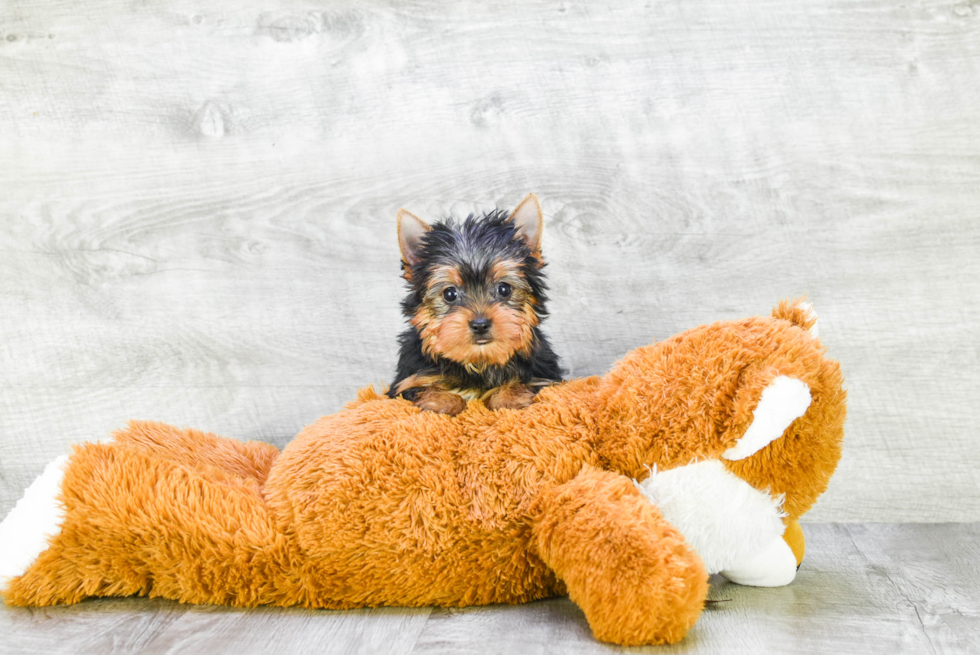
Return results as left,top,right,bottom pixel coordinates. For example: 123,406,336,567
442,287,458,303
496,282,512,299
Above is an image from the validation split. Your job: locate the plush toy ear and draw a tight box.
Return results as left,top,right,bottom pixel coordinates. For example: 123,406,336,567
507,193,543,252
397,209,430,270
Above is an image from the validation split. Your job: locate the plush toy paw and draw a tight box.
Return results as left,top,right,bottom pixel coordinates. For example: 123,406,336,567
723,376,811,461
0,456,68,585
534,465,707,646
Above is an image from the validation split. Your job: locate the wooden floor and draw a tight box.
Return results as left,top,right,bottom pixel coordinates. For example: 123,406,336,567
1,524,977,654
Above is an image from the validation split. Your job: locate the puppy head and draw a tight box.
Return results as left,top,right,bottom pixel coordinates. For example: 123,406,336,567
396,194,548,367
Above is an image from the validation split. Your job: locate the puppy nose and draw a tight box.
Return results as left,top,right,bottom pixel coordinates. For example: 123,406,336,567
470,317,492,335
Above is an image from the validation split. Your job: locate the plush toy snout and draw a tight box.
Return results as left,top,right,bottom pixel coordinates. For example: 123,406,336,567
783,519,806,568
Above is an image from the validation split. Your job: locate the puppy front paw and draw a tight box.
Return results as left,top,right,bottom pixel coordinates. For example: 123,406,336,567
486,385,536,411
414,389,467,415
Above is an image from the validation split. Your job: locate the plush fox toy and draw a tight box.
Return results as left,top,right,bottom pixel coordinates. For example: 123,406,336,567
0,300,844,646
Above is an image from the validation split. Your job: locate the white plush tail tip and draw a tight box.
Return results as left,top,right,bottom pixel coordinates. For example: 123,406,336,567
0,455,68,583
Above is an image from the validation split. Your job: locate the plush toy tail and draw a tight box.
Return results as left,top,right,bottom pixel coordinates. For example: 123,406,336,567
772,298,819,337
1,427,299,608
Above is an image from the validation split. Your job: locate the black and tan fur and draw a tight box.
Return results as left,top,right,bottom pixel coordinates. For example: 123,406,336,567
388,194,563,415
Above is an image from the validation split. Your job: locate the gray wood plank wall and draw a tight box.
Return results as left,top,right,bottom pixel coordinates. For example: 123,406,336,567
1,0,978,521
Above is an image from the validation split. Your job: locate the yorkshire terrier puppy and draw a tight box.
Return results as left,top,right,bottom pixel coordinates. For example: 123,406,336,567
388,193,563,415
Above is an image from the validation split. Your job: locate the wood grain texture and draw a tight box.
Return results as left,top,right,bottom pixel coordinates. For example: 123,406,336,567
1,0,979,521
1,524,977,654
0,599,431,655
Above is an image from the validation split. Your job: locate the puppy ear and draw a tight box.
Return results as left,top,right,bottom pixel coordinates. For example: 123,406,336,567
397,209,431,269
507,193,543,252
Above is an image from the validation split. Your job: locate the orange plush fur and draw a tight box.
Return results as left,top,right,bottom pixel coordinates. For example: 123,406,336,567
1,301,845,646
